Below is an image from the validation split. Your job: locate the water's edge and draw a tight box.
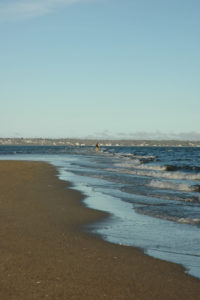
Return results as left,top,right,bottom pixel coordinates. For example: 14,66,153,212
56,164,200,280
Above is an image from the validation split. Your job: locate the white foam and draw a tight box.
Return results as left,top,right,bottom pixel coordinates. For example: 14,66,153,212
114,159,141,168
133,164,166,171
148,180,195,193
177,218,200,225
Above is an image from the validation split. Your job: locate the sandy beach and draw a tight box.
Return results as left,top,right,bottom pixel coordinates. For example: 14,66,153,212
0,160,199,300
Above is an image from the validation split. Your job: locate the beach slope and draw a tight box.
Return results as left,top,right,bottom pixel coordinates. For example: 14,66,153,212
0,161,199,300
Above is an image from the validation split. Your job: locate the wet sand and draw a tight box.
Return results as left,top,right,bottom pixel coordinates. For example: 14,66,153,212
0,160,199,300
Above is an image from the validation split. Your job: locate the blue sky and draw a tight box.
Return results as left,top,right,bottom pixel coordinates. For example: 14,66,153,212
0,0,200,140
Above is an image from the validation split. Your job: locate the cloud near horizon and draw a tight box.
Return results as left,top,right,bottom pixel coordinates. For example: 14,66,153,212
87,130,200,141
0,0,91,22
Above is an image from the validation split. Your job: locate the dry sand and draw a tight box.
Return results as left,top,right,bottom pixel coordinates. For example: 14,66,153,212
0,160,199,300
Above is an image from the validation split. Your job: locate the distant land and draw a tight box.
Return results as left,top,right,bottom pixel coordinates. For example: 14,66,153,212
0,138,200,147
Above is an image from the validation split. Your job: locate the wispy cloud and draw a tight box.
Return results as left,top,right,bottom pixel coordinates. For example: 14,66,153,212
116,131,200,141
0,0,89,22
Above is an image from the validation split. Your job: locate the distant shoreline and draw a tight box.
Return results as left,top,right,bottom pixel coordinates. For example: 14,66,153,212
0,138,200,147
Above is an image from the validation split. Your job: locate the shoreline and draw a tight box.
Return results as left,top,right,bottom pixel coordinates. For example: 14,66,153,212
0,160,200,300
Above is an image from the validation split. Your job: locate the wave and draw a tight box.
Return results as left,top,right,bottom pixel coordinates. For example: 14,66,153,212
135,207,200,225
133,164,166,171
148,180,200,194
177,218,200,225
114,160,141,168
126,163,200,174
136,206,200,225
114,161,166,171
113,158,200,180
159,215,200,225
159,215,200,226
110,166,200,181
142,170,200,180
103,149,157,163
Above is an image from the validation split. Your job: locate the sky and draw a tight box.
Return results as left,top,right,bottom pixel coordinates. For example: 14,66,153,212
0,0,200,140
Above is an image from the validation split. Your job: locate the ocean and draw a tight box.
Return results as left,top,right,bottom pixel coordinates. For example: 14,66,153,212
0,145,199,279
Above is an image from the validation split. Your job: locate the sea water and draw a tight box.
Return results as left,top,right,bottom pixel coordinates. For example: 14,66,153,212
0,145,199,279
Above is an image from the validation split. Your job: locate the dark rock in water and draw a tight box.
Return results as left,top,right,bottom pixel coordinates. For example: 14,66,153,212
193,185,200,192
165,165,178,172
165,164,200,173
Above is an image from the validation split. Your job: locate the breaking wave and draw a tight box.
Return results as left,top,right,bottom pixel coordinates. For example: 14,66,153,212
111,165,200,181
148,180,200,194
